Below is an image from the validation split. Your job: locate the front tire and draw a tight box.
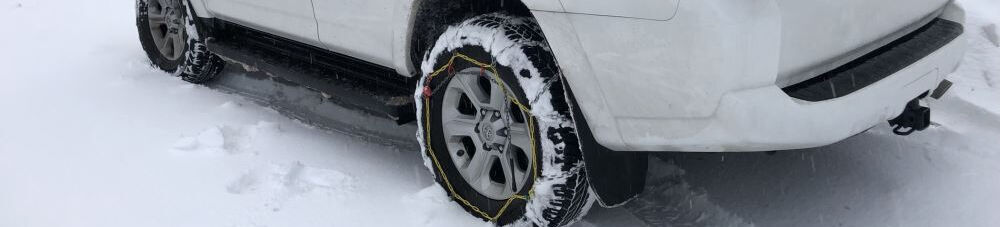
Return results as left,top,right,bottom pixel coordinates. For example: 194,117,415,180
136,0,223,83
415,13,594,227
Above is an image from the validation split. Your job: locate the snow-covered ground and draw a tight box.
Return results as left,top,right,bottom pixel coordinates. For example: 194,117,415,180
1,0,998,227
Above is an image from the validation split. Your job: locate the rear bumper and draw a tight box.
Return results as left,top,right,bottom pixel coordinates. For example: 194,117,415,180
534,1,966,152
622,35,965,152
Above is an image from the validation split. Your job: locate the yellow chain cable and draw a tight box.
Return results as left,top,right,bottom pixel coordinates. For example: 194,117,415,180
422,52,540,222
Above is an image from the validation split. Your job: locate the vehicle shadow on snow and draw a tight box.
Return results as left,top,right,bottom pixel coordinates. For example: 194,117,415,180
584,128,953,227
207,64,420,148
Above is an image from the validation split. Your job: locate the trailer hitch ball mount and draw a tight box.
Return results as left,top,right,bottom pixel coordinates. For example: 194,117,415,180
889,93,932,136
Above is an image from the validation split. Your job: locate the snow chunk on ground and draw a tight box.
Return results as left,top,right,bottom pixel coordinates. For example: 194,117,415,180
171,126,227,154
399,185,493,227
170,121,281,156
228,162,357,211
984,23,999,47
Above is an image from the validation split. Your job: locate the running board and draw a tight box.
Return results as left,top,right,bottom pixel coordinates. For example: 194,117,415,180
201,19,418,125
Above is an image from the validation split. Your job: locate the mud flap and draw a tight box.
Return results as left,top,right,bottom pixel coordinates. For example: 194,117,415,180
566,85,648,207
582,145,648,207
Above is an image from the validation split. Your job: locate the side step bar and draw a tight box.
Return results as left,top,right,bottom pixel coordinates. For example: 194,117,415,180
201,19,418,124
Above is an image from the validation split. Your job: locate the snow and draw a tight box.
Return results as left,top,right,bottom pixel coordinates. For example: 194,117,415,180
1,0,999,227
0,1,485,227
984,23,999,47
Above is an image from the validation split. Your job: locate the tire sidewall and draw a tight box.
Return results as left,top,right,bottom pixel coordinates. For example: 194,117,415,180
136,0,223,83
136,0,184,74
415,13,593,227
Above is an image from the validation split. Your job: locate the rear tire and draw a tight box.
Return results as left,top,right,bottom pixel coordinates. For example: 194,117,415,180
415,13,594,227
136,0,223,83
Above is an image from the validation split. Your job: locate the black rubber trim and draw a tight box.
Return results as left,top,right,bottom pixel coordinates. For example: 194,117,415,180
782,18,964,102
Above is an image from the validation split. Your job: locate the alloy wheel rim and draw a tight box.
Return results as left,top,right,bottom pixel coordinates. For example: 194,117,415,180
147,0,186,61
441,68,533,200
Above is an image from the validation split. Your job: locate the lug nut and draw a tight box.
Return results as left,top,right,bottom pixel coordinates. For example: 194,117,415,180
497,128,509,137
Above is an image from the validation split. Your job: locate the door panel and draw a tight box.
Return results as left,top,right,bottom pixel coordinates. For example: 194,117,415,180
312,0,396,67
204,0,321,46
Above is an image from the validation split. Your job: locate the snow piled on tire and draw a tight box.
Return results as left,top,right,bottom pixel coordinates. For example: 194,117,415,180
415,13,593,227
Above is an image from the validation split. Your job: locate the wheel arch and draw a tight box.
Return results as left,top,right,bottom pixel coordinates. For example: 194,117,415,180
406,0,535,76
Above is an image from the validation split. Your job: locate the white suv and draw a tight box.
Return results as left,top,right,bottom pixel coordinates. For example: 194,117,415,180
135,0,967,226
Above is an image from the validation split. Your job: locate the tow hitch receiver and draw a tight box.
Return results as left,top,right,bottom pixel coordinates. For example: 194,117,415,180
889,94,931,136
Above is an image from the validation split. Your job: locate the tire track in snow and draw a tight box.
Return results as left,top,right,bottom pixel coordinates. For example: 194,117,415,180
615,158,754,227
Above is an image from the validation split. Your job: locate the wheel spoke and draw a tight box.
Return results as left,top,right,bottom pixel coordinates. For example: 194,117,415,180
171,32,185,57
160,35,174,54
443,117,477,138
508,123,531,150
488,81,508,110
156,0,170,10
147,12,166,26
498,151,517,194
454,74,489,109
462,152,493,189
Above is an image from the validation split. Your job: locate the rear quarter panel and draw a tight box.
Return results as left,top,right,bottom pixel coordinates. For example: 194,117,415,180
530,0,783,150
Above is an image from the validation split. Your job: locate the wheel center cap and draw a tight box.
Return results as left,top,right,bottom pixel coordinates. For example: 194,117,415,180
481,124,495,141
476,109,509,148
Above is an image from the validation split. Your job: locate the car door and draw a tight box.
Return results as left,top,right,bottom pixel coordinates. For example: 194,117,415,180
311,0,397,68
203,0,322,47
